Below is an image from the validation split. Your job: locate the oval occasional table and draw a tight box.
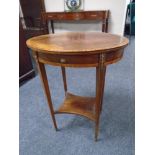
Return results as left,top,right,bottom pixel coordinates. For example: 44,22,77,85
26,32,129,141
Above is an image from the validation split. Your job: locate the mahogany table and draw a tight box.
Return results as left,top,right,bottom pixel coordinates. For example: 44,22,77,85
26,32,129,141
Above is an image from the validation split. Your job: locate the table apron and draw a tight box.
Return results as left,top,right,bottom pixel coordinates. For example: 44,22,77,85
36,49,124,67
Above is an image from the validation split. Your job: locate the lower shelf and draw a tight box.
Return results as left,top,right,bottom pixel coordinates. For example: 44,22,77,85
55,93,96,121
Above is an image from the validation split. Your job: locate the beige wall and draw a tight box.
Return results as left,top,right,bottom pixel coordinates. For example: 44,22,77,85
44,0,129,35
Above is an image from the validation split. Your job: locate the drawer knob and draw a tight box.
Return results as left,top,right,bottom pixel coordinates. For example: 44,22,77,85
60,58,66,63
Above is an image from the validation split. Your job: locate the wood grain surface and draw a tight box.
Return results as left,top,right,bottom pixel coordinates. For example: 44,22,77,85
26,32,129,55
55,93,96,121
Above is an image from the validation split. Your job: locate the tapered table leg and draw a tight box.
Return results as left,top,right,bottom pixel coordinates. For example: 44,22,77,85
100,67,106,113
95,61,106,141
61,67,67,95
34,53,58,131
51,20,54,34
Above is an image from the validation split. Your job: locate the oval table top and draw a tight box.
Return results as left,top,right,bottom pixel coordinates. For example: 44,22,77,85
26,32,129,55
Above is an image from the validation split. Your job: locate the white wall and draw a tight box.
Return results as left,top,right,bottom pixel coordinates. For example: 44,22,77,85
44,0,129,35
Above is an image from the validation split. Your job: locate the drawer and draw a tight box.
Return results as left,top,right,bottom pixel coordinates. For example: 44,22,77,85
85,12,109,20
86,12,104,20
46,13,58,20
36,49,124,67
56,14,64,19
37,53,99,67
43,13,65,20
65,13,85,20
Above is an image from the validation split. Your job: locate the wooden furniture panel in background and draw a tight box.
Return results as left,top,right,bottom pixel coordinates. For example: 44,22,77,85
19,19,35,84
41,10,110,34
20,0,45,27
